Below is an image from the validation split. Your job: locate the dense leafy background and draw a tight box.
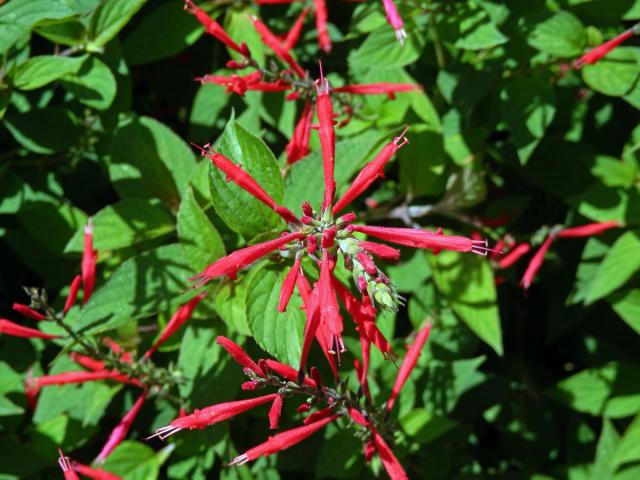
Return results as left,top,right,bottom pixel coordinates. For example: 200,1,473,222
1,0,640,478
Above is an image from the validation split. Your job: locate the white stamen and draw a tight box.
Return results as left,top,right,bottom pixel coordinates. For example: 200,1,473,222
146,425,183,441
396,28,407,45
229,454,249,466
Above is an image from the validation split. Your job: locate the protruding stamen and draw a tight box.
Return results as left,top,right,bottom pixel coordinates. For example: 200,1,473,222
146,425,183,441
393,126,410,147
396,28,407,45
471,239,502,257
229,454,250,466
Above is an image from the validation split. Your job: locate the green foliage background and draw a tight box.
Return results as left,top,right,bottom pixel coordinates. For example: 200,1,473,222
1,0,640,478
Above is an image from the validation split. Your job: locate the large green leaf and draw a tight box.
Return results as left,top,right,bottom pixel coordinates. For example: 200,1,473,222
177,187,225,272
208,119,284,238
4,106,81,154
430,251,503,355
102,441,160,480
64,198,175,253
582,47,640,97
89,0,148,48
60,56,117,110
586,231,640,304
73,244,195,334
454,8,508,50
527,11,586,57
245,267,305,368
13,54,86,90
109,116,196,207
349,27,425,70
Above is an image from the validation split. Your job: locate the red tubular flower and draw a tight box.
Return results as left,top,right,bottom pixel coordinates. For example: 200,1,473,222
371,430,409,480
82,219,97,304
30,370,142,390
316,68,336,209
12,303,46,321
349,225,491,256
332,83,421,96
278,256,302,312
72,462,122,480
283,7,310,50
313,0,331,52
573,26,639,68
286,100,314,164
69,352,105,371
58,450,80,480
387,323,432,412
359,241,401,261
185,0,248,55
197,73,257,96
269,394,284,429
382,0,407,44
520,236,554,290
96,392,147,463
251,16,306,78
151,394,279,439
303,406,335,425
332,129,408,214
357,251,378,275
216,336,264,376
229,414,339,465
247,81,291,92
264,359,317,388
256,0,302,3
498,243,531,269
143,293,207,358
0,319,60,339
63,275,82,314
296,275,322,378
556,221,621,238
201,147,298,223
190,232,303,288
319,252,344,355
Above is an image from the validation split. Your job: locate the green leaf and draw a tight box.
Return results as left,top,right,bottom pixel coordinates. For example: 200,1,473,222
89,0,148,48
4,106,81,154
109,116,196,206
399,408,457,443
214,274,253,336
123,1,202,66
64,198,175,252
610,289,640,335
455,8,508,50
548,362,640,418
225,9,266,65
591,155,638,188
527,11,586,57
13,54,85,90
349,27,425,70
500,75,556,164
612,413,640,468
398,125,446,197
315,425,363,478
60,56,117,110
430,250,503,355
35,20,86,46
583,47,640,97
73,244,195,335
102,441,160,480
189,82,230,143
284,130,384,211
586,232,640,304
208,120,284,238
177,187,225,272
245,267,305,368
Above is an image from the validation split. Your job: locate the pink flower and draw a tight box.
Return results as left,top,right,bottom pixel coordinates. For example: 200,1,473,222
96,392,147,463
286,100,314,164
387,323,432,412
63,275,82,314
82,219,97,304
12,303,46,321
574,27,638,68
498,243,531,269
0,319,60,339
278,256,302,312
229,414,339,465
382,0,406,44
189,232,303,288
216,336,264,376
520,235,555,290
332,83,420,97
268,394,284,429
151,394,279,439
556,221,621,238
283,7,310,50
371,430,409,480
315,66,336,209
313,0,331,52
143,293,207,358
333,127,409,214
359,241,401,261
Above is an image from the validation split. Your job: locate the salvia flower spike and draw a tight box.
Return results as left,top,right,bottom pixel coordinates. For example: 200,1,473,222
229,414,339,466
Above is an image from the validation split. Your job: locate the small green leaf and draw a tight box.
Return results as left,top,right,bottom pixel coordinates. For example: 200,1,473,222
430,250,503,355
89,0,148,48
64,198,175,253
102,441,160,480
349,27,425,70
4,106,81,154
455,9,508,50
177,187,225,271
586,232,640,304
189,82,230,143
60,56,117,110
610,289,640,335
245,267,304,368
13,54,85,90
583,47,640,97
208,120,284,238
527,11,586,57
612,413,640,468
